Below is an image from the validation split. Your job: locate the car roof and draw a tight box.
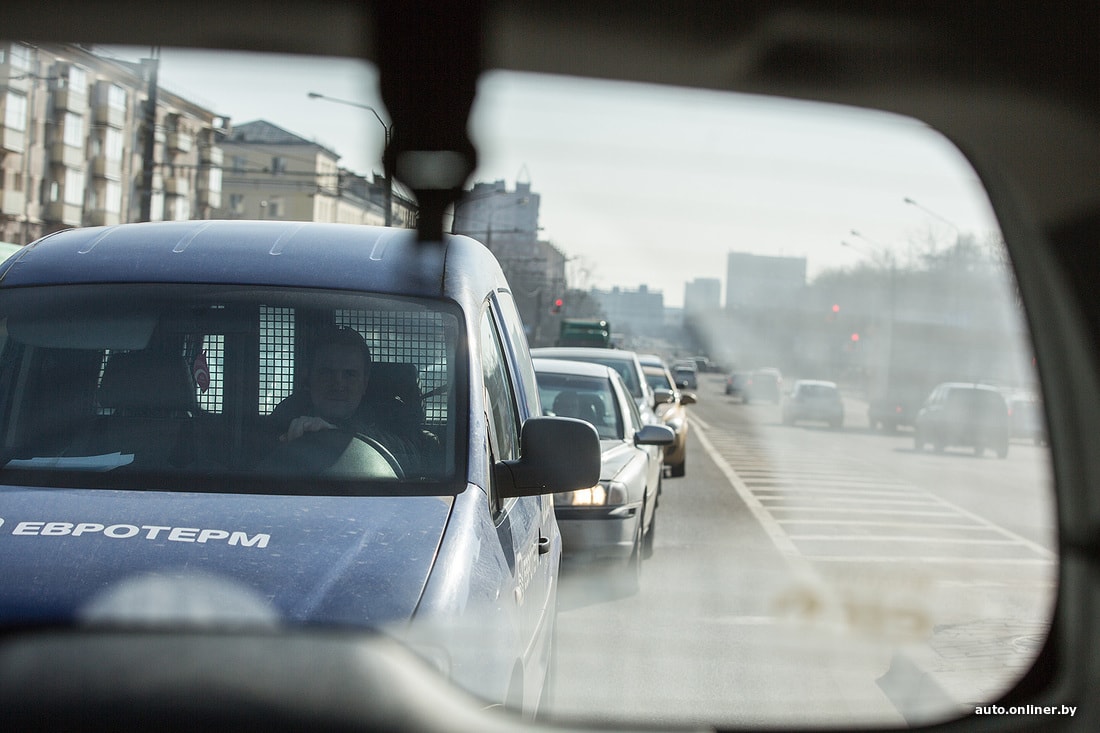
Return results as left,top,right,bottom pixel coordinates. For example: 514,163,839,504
0,221,505,304
795,379,838,388
532,358,616,379
532,346,638,359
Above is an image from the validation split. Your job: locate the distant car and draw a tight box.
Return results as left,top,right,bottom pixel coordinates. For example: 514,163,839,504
867,390,923,431
725,371,749,400
671,364,698,389
534,358,674,591
530,347,657,423
1006,391,1047,445
914,382,1010,458
745,368,783,404
782,380,845,428
642,364,696,477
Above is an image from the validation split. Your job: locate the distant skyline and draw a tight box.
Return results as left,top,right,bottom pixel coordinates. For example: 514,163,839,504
99,46,1002,307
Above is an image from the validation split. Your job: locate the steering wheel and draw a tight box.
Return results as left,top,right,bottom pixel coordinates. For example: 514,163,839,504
352,432,406,479
259,429,405,480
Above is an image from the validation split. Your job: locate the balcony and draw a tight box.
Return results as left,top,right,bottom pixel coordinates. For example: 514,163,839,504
92,102,126,129
164,177,189,197
44,200,82,226
86,209,121,227
2,189,26,216
198,189,222,209
0,126,25,154
91,156,122,179
199,146,223,166
51,87,87,113
49,141,84,168
167,131,193,153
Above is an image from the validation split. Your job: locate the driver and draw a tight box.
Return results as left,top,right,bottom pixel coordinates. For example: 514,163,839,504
278,326,371,442
269,325,435,475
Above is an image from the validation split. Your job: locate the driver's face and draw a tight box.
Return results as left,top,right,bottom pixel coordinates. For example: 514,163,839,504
308,344,367,422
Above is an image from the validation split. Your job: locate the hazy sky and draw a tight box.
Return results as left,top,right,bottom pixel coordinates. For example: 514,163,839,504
99,46,1000,307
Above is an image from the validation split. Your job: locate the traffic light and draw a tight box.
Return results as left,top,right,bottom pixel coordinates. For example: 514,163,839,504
550,297,564,314
850,332,860,342
832,304,840,313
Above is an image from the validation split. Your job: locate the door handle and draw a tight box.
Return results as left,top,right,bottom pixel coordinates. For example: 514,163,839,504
538,535,550,555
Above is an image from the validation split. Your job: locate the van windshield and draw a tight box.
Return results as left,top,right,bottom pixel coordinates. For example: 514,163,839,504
0,284,464,494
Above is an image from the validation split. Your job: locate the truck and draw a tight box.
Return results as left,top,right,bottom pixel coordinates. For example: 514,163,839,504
864,320,1029,431
557,318,612,348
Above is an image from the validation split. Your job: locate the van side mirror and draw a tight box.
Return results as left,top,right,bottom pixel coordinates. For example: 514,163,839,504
495,416,601,498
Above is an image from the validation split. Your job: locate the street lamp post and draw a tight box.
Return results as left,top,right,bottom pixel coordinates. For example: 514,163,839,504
307,91,394,226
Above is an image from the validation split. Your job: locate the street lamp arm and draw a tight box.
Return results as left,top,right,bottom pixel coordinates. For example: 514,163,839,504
307,91,391,136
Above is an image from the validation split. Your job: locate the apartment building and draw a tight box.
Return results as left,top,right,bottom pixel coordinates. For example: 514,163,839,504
0,43,225,244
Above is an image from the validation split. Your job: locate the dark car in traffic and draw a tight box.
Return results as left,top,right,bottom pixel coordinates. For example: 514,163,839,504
914,382,1011,458
0,220,600,716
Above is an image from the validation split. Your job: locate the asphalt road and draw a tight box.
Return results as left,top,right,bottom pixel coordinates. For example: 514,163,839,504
547,374,1057,728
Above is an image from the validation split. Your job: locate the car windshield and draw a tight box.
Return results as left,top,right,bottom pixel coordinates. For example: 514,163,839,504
0,284,463,492
0,42,1058,730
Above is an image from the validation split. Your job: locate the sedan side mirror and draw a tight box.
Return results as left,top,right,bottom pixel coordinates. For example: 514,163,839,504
495,416,601,499
634,424,675,447
652,388,675,406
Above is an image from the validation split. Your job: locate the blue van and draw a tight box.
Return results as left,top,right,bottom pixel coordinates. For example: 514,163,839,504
0,220,599,716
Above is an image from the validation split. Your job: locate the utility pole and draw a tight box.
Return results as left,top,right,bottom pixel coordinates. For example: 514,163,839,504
138,53,160,222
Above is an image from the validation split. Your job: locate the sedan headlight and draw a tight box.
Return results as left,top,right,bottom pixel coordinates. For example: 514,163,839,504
557,481,627,506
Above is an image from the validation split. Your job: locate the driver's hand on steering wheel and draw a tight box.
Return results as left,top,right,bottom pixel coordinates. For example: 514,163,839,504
281,416,337,442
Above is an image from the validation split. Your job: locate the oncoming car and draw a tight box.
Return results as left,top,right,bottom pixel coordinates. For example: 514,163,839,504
533,358,673,593
0,220,600,716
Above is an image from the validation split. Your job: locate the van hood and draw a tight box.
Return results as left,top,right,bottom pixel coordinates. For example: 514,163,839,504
0,487,453,629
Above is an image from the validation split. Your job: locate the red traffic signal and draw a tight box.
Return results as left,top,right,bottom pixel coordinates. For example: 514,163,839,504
850,332,860,342
550,297,564,314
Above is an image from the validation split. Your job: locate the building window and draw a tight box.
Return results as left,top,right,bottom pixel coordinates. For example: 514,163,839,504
228,193,244,215
12,172,23,192
271,156,286,174
104,127,123,161
4,92,27,132
105,181,121,213
266,197,283,217
47,180,59,203
8,44,32,72
67,66,87,93
232,155,247,172
107,84,126,112
63,111,84,148
208,167,222,194
63,170,84,206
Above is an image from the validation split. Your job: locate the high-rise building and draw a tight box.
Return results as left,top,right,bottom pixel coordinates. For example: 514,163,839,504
725,251,807,311
684,277,721,314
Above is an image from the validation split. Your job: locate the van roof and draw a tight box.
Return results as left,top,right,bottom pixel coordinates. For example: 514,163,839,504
0,221,503,302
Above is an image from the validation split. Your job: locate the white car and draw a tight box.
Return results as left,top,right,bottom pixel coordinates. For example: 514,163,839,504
534,358,673,593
